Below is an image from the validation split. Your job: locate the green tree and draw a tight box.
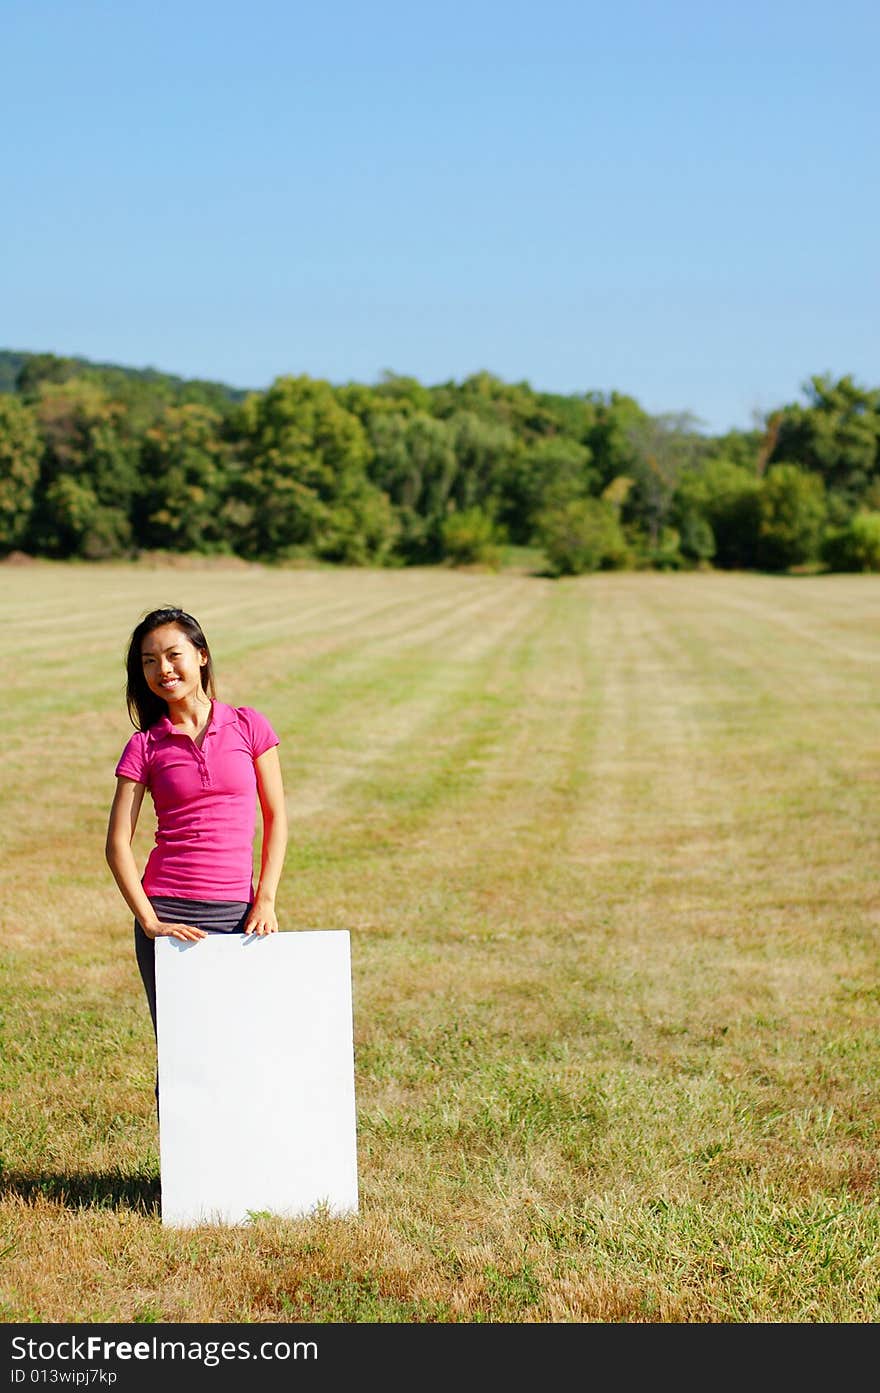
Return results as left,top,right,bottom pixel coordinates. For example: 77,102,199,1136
677,511,716,565
367,411,459,561
137,403,232,552
584,392,650,490
497,436,595,544
537,498,629,576
673,456,763,569
440,506,503,569
431,371,559,440
755,464,827,571
15,353,83,396
29,380,139,557
703,426,763,472
822,511,880,572
621,412,707,551
15,351,245,422
231,375,397,563
448,410,517,513
0,396,41,551
40,474,131,560
768,375,880,521
371,371,435,415
532,390,599,446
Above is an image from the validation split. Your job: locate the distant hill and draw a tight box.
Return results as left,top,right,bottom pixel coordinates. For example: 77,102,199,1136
0,348,251,407
0,351,28,393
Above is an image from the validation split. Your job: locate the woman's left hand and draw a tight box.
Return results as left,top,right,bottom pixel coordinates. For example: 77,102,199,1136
244,897,279,936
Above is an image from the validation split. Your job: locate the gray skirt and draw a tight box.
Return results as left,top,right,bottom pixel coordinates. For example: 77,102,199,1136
134,896,251,1038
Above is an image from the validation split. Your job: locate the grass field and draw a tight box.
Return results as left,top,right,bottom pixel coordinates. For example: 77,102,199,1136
0,560,878,1323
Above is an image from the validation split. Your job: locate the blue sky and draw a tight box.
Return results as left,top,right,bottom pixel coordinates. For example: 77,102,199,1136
2,0,878,434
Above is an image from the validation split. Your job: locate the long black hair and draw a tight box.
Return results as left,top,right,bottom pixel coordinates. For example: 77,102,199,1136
125,606,216,731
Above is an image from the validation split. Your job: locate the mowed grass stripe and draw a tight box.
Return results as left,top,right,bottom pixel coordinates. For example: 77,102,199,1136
0,570,533,865
0,566,487,711
343,580,607,928
629,578,880,950
540,577,880,1214
561,575,879,972
276,580,561,906
272,582,550,824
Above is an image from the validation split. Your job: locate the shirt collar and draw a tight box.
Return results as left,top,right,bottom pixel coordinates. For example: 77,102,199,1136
147,700,236,740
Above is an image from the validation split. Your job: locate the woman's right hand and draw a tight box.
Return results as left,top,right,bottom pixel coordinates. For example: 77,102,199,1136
142,920,208,942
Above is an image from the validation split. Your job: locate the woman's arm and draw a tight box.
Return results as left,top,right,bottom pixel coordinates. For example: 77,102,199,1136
245,746,289,936
105,777,206,942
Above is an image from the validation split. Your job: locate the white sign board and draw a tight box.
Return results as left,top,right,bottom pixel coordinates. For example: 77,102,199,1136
155,930,358,1227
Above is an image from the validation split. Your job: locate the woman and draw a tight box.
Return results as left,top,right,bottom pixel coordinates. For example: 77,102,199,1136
105,606,288,1048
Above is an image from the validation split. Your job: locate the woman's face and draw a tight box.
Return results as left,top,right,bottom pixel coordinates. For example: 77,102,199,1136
140,624,208,706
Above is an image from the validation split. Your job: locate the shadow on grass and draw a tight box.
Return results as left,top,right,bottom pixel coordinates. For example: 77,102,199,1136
0,1171,161,1216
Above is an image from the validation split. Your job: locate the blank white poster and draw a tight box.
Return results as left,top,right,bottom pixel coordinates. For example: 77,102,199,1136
155,930,358,1227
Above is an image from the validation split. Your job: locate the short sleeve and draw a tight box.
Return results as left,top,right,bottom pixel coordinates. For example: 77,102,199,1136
115,731,149,784
237,706,280,760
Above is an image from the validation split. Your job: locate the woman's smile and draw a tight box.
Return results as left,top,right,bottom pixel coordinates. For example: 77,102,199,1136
141,624,208,705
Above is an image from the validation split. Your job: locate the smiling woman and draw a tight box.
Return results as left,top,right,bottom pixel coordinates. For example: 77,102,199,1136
104,605,289,1095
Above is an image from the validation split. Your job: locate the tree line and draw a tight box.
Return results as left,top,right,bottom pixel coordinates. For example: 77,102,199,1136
2,350,880,574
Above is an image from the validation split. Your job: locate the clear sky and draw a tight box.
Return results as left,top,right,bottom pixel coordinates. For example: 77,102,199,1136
2,0,878,434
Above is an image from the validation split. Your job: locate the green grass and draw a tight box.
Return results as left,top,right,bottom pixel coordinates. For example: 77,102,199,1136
0,559,878,1322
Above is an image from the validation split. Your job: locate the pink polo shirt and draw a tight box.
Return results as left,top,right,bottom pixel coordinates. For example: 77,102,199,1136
114,701,280,902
